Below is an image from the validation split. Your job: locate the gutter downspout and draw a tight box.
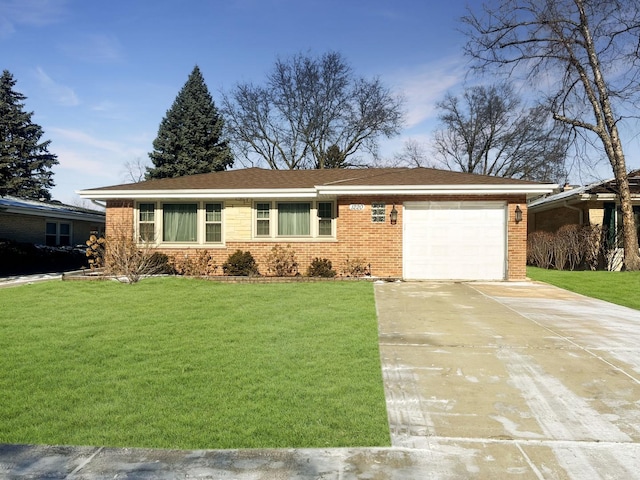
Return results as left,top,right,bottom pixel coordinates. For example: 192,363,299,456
564,201,584,225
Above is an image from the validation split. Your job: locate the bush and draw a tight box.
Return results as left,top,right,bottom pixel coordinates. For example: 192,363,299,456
527,231,555,269
103,233,171,283
222,250,259,276
527,224,607,271
172,250,217,276
265,244,298,276
307,258,336,277
343,256,370,277
148,252,175,274
0,239,87,275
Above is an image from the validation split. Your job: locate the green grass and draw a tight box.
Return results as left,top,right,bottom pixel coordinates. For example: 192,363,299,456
527,267,640,310
0,278,390,449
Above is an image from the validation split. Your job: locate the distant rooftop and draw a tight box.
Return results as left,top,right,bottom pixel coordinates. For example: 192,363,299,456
0,195,105,222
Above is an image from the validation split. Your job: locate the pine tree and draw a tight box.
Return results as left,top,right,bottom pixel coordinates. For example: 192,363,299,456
0,70,58,200
147,66,233,179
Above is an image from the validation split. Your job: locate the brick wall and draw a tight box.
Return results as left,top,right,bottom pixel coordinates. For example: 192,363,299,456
529,205,583,232
506,200,528,280
0,212,104,245
104,195,528,280
0,213,44,243
105,200,134,237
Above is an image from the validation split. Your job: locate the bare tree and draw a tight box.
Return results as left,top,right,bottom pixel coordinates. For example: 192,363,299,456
121,157,148,183
222,51,404,170
464,0,640,269
433,83,568,182
393,139,434,168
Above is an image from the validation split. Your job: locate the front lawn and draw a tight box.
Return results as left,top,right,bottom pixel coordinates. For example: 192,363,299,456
527,267,640,310
0,278,390,449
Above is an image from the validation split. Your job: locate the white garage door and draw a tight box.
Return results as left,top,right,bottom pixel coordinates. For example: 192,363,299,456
403,201,507,280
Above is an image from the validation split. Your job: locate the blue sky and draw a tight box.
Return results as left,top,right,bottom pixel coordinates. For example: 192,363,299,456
2,0,631,205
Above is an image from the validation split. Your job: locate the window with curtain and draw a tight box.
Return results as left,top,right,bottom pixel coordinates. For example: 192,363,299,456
205,203,222,243
163,203,197,242
278,202,310,236
138,203,155,241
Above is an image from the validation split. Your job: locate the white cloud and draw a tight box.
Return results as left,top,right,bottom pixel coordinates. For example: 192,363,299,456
34,67,79,106
48,129,149,200
387,56,466,128
0,0,68,37
48,127,129,155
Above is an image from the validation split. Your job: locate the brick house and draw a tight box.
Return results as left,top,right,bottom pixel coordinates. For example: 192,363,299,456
0,195,105,246
528,171,640,270
77,167,555,280
528,171,640,237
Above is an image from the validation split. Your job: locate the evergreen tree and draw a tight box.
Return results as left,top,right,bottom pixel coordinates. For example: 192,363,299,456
147,66,233,179
0,70,58,200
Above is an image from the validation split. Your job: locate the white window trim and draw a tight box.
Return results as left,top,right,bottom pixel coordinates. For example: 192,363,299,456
254,201,272,238
134,201,225,247
252,200,336,240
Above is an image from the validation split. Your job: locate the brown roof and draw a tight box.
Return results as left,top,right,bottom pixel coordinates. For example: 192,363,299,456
85,167,543,192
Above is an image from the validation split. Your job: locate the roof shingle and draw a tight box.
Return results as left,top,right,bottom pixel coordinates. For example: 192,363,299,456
84,167,544,192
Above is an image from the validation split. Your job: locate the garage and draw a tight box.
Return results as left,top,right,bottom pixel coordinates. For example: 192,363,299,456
403,201,507,280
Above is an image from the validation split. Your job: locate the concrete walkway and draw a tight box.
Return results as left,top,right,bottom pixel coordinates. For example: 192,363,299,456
2,281,640,478
377,281,640,478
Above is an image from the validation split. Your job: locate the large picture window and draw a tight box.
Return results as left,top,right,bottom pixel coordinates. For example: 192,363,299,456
163,203,197,242
278,202,311,236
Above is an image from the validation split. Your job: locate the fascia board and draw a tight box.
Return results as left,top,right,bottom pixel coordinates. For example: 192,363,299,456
76,188,318,200
315,184,558,196
529,192,618,212
3,206,105,222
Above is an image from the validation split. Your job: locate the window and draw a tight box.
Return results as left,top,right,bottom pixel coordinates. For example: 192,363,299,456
604,203,640,248
372,202,386,223
256,202,271,236
163,203,197,242
254,201,335,238
45,222,71,246
318,202,333,236
205,203,222,243
60,223,70,246
278,202,310,236
138,203,155,241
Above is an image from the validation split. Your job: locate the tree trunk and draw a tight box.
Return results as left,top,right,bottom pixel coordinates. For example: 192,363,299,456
612,150,640,270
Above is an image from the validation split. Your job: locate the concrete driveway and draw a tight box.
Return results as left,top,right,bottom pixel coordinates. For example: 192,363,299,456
377,281,640,478
2,280,639,478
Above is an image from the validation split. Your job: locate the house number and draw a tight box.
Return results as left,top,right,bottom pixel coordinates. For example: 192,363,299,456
349,204,365,211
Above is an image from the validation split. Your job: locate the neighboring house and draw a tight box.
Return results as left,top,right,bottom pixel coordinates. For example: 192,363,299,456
528,171,640,270
0,196,105,247
528,170,640,240
77,167,554,281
